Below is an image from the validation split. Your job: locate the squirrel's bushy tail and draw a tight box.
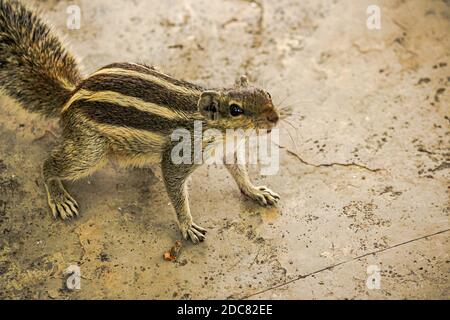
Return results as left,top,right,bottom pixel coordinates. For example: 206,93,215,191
0,0,81,117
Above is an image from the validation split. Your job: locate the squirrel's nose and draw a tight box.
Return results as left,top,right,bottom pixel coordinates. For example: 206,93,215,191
266,112,279,124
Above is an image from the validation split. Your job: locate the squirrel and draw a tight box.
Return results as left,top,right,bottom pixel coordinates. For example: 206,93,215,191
0,0,280,244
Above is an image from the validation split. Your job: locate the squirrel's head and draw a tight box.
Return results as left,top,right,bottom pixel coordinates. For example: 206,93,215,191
197,75,279,132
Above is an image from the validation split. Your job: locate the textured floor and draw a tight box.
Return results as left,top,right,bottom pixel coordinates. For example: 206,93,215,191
0,0,448,299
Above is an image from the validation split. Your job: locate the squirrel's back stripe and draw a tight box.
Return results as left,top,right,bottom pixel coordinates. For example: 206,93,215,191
68,72,201,113
61,89,188,120
68,99,197,134
92,121,167,151
101,62,204,92
72,109,167,156
91,67,202,97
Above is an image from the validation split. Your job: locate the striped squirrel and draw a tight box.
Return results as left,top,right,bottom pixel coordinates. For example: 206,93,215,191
0,0,280,244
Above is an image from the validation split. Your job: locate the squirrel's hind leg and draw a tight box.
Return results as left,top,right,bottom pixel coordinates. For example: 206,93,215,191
43,132,109,219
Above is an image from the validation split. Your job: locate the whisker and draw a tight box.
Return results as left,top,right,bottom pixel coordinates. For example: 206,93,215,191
280,123,299,152
278,105,305,119
280,102,317,110
279,104,296,112
275,93,293,108
279,114,293,121
282,118,299,130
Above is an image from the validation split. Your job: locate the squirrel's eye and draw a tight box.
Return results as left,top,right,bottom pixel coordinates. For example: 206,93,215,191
230,104,243,117
267,92,272,99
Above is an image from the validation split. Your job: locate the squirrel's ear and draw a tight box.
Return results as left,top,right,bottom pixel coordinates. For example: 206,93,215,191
240,75,249,87
235,75,249,88
198,91,220,120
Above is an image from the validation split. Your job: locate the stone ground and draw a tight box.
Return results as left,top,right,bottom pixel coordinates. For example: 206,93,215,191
0,0,449,299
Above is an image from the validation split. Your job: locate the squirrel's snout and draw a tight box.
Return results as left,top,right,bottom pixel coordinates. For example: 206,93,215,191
266,111,279,124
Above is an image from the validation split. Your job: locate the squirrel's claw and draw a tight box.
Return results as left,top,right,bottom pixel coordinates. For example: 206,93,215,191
45,179,79,220
53,197,79,220
243,186,280,206
182,222,207,244
47,191,79,220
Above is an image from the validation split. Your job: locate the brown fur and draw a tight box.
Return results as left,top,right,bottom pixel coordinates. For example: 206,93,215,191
0,0,81,117
0,0,281,244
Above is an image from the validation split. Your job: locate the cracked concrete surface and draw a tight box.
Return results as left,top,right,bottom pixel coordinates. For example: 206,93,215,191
0,0,449,299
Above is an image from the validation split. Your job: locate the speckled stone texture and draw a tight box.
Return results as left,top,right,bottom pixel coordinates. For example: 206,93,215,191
0,0,448,299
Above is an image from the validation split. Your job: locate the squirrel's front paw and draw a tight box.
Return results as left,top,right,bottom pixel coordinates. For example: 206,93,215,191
242,186,280,206
181,222,207,244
